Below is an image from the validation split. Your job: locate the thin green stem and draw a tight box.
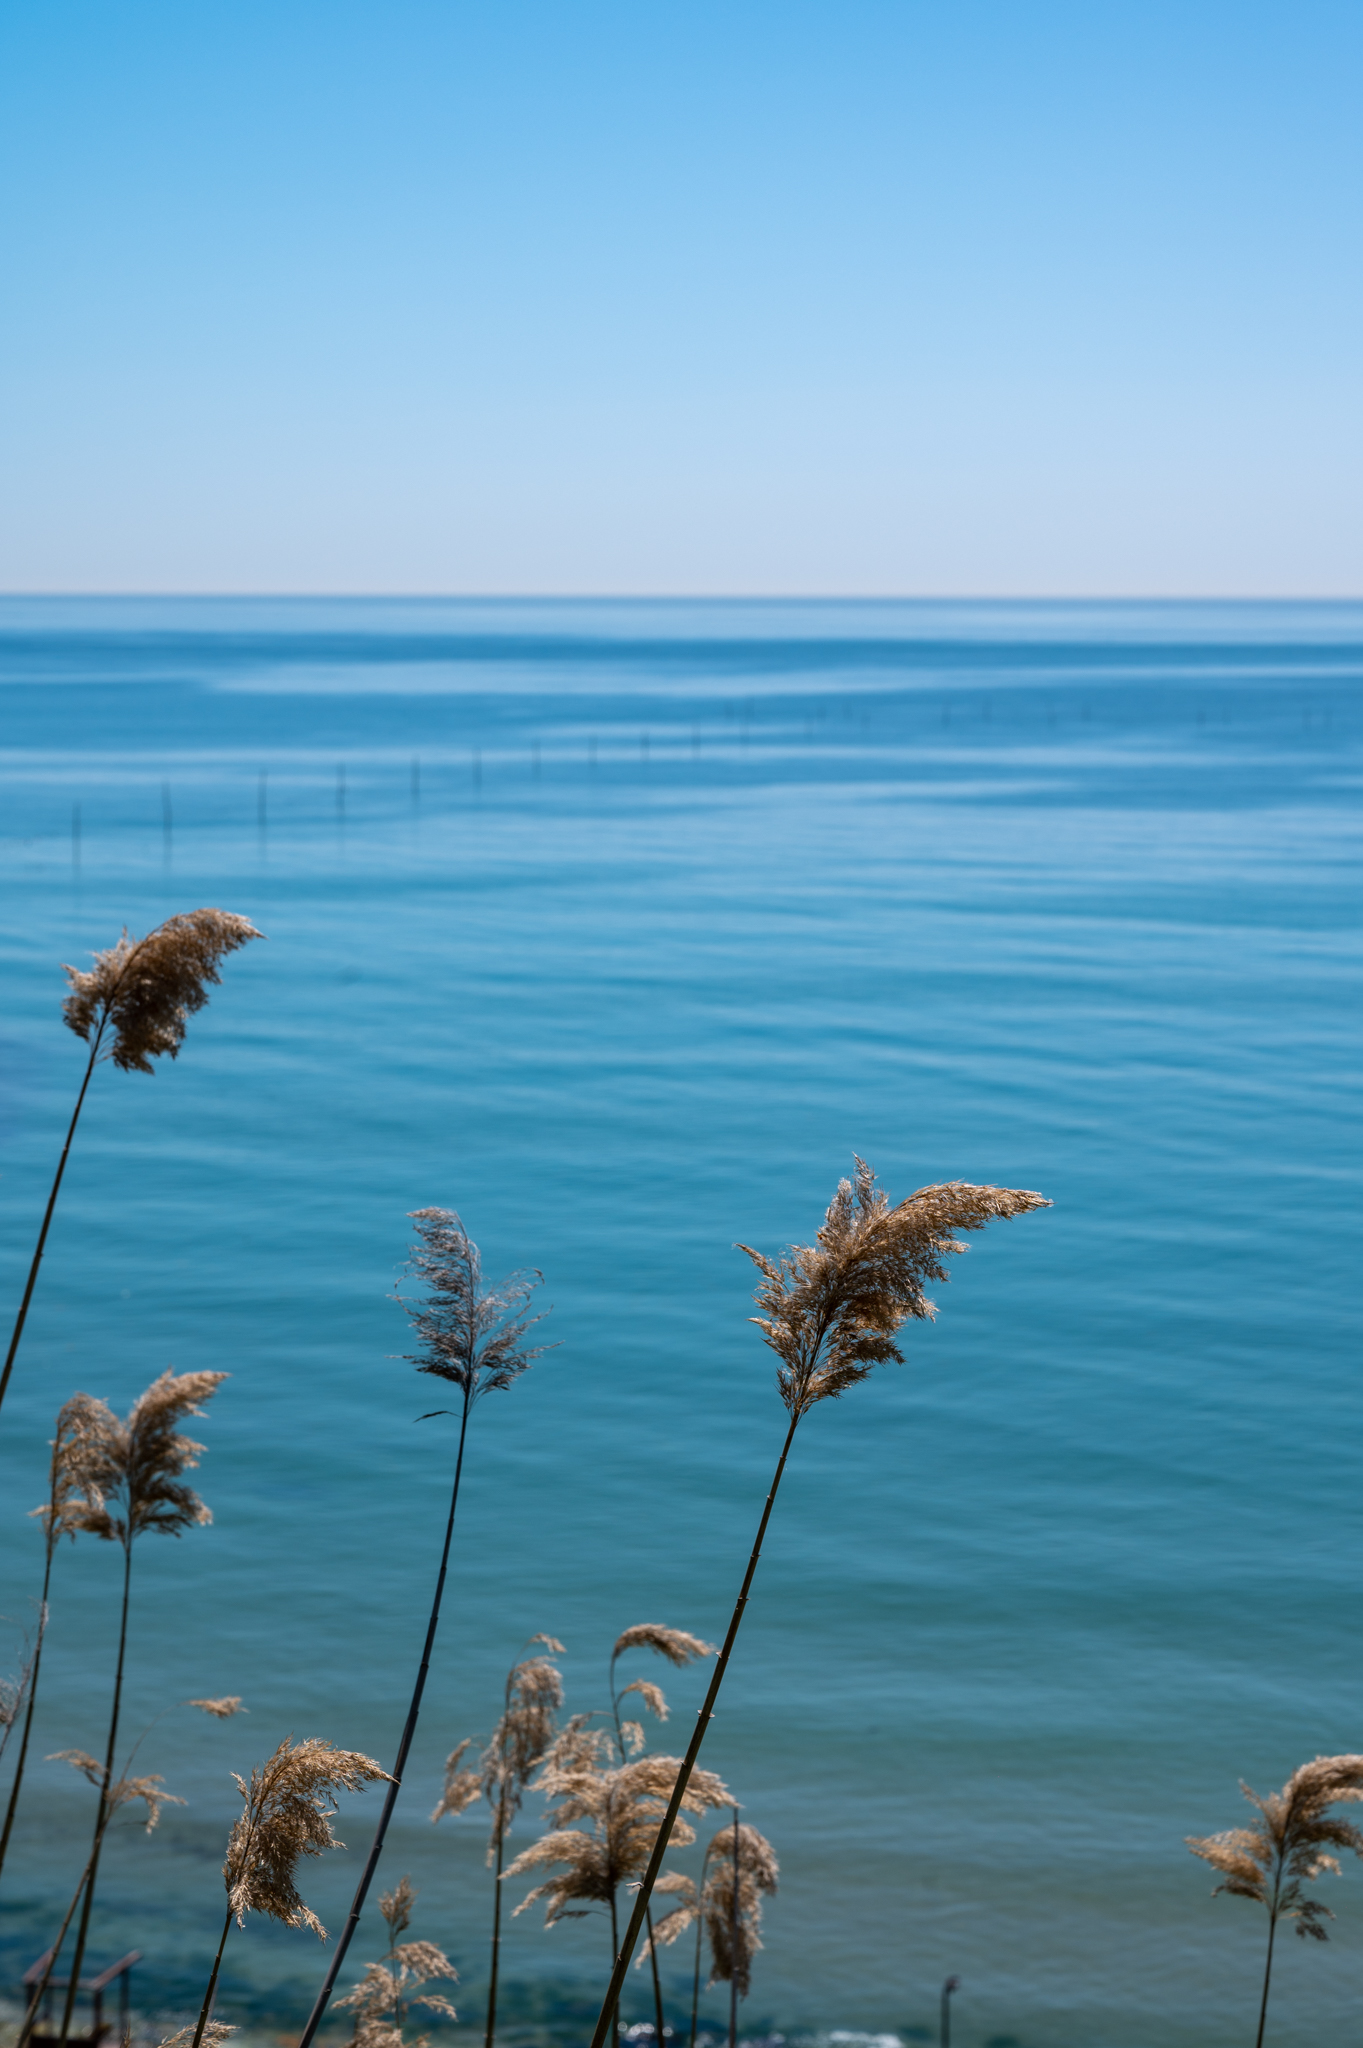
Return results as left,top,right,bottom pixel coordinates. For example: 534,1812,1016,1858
587,1409,802,2048
296,1386,473,2048
0,1024,104,1423
189,1905,235,2048
58,1540,134,2047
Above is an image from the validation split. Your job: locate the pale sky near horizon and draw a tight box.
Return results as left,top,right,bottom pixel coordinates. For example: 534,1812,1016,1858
2,1,1359,597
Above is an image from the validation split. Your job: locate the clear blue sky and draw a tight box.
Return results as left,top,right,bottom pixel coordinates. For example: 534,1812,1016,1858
2,0,1359,594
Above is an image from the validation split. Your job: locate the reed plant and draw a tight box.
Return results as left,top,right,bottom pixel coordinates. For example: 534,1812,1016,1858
0,910,262,1422
586,1159,1050,2048
1187,1753,1363,2048
638,1817,777,2048
296,1210,552,2048
186,1736,390,2048
608,1624,716,2047
337,1875,459,2048
504,1721,730,2048
48,1369,228,2045
432,1637,565,2048
0,1391,137,1884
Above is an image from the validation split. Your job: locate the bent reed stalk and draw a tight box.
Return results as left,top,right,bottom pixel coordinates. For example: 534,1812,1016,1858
585,1160,1050,2048
295,1211,552,2048
0,911,261,1422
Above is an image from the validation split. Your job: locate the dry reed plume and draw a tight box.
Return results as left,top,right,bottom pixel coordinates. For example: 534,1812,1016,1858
432,1637,565,2048
337,1875,458,2048
185,1737,390,2048
0,909,262,1421
586,1158,1049,2048
0,1392,121,1885
642,1817,778,2048
1188,1754,1363,2048
296,1211,552,2048
49,1370,227,2046
507,1721,729,2048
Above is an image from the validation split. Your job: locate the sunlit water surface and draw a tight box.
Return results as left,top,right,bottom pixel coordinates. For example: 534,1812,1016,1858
0,599,1360,2048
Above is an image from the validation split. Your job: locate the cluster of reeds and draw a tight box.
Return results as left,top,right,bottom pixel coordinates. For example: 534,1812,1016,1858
11,910,1209,2048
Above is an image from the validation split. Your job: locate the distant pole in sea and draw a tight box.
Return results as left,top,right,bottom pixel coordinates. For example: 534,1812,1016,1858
258,769,268,832
473,748,482,790
411,757,421,803
336,763,346,818
532,741,540,781
939,1975,959,2048
71,803,81,871
161,782,173,862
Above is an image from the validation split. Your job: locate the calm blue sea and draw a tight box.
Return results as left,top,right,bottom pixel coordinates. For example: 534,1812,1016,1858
0,599,1360,2048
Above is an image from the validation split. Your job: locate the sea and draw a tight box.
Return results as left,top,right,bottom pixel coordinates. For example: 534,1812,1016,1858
0,598,1359,2048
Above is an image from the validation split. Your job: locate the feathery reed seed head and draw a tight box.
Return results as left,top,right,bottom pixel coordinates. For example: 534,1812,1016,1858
50,1751,185,1832
191,1697,245,1718
36,1394,125,1547
59,1370,227,1546
1187,1755,1363,1940
701,1823,779,1999
400,1210,552,1402
62,910,263,1074
158,2025,237,2048
223,1736,389,1937
506,1746,731,1926
739,1158,1051,1417
611,1625,716,1668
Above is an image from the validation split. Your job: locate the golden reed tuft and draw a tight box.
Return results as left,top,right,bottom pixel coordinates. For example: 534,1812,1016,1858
224,1736,391,1938
62,909,263,1073
739,1158,1051,1416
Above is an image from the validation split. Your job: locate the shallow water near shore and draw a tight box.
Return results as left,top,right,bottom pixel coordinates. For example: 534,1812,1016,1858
0,598,1360,2048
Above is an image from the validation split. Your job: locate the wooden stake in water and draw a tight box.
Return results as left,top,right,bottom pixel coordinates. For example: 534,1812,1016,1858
257,770,268,831
939,1975,959,2048
161,783,173,861
71,804,81,870
336,764,346,818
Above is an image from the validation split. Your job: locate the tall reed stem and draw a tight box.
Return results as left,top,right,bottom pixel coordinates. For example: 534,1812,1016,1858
646,1903,668,2046
0,1546,55,1883
689,1911,702,2048
727,1813,739,2048
16,1839,102,2048
0,1028,104,1422
1255,1892,1280,2048
189,1905,236,2048
296,1389,473,2048
608,1892,621,2048
587,1412,801,2048
485,1785,508,2048
58,1541,133,2047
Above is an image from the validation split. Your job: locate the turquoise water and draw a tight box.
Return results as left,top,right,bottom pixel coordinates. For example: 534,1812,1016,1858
0,599,1360,2048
